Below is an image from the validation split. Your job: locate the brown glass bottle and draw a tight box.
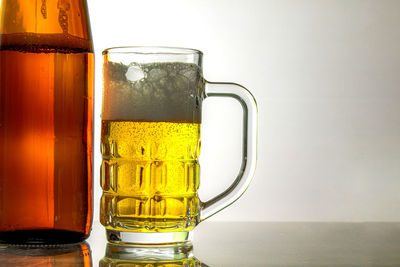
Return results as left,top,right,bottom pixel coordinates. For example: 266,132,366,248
0,0,93,244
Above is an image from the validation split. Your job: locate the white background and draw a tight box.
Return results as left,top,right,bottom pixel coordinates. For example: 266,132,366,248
88,0,400,222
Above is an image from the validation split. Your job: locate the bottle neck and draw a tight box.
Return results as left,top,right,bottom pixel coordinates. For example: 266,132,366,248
0,0,92,41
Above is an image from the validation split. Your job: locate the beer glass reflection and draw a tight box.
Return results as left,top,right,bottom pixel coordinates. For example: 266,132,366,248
101,47,257,244
99,242,208,267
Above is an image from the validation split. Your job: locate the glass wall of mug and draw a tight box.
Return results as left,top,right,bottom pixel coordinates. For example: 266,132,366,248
100,47,257,245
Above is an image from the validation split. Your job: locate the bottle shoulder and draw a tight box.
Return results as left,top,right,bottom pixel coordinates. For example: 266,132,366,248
0,0,93,43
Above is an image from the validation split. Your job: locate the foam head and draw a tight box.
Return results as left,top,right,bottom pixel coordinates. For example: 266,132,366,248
102,61,203,123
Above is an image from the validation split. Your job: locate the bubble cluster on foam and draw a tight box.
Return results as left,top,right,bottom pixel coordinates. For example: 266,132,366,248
102,61,203,123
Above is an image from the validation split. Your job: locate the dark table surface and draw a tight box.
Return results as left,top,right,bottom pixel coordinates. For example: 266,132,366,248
1,221,400,266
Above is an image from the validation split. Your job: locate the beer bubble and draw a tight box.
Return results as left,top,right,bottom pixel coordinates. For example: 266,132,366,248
125,65,144,83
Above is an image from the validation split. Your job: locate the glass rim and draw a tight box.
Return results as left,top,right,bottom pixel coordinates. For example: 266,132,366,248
102,46,203,56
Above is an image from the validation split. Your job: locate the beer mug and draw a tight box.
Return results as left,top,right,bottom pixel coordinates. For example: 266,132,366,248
101,47,257,244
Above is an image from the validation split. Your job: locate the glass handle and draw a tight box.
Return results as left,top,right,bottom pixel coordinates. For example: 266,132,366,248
200,81,258,221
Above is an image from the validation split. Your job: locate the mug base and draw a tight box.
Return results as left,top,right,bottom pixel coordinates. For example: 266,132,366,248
106,229,193,245
104,241,194,262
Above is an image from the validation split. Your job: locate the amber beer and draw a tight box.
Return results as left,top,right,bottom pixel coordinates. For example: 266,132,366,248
0,0,93,243
101,121,201,232
101,61,202,232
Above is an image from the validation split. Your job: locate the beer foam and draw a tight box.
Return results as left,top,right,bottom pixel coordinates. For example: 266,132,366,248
0,33,93,53
102,62,203,122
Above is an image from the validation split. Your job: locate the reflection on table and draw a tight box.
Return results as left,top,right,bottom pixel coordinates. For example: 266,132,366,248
99,242,209,267
3,222,400,266
0,241,91,266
